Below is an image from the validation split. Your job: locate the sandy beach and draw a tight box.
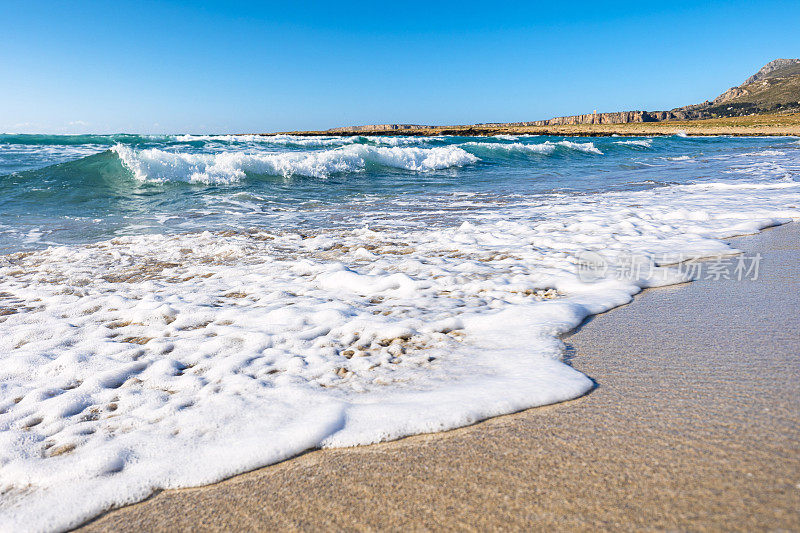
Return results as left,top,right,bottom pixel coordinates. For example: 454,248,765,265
75,222,800,531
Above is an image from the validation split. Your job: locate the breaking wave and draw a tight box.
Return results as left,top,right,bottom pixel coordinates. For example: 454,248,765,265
112,144,479,183
461,140,603,156
613,139,653,148
170,134,445,148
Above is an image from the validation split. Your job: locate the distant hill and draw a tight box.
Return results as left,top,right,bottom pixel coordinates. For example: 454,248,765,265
675,58,800,118
520,58,800,125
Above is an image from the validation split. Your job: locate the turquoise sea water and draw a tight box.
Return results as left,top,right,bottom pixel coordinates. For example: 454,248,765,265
2,133,798,253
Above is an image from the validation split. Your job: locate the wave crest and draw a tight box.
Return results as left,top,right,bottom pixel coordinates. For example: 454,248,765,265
170,134,445,148
554,140,603,154
112,144,478,183
462,140,603,156
613,139,653,148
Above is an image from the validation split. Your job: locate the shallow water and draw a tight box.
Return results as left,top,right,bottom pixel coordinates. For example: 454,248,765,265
0,133,798,530
2,133,798,252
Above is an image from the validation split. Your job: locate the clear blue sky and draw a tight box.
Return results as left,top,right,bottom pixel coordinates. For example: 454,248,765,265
2,0,798,134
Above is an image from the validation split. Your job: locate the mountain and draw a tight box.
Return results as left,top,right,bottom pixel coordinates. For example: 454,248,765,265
524,58,800,125
675,58,800,118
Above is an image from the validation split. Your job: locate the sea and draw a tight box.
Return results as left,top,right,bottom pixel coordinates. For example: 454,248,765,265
1,132,798,530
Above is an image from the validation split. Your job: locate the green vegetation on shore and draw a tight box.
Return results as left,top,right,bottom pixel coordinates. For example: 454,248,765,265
272,113,800,137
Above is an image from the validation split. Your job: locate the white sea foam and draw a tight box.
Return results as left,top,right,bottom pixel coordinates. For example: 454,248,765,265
112,144,479,183
173,134,272,143
553,140,603,154
614,139,653,148
171,134,439,148
725,160,795,179
677,180,800,191
462,140,602,155
0,175,798,530
463,142,556,155
740,149,786,157
172,134,356,147
268,135,357,147
363,135,447,146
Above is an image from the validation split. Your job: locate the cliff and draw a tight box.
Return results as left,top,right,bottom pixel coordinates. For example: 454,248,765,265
513,58,800,124
492,109,708,126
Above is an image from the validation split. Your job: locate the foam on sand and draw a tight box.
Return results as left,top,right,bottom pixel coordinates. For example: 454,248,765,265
0,175,798,531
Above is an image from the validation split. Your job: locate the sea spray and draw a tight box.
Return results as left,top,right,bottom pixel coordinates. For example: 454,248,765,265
112,143,478,183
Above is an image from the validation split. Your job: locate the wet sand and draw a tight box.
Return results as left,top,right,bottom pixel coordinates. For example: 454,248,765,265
78,222,800,532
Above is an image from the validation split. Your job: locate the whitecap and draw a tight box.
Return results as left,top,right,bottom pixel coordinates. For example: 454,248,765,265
613,139,653,148
555,140,603,154
112,144,479,183
462,140,602,155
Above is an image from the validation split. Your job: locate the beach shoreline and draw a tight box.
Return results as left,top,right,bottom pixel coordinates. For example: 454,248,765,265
270,113,800,137
76,222,800,531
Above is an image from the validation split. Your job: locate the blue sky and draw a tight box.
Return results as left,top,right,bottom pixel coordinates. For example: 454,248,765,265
2,0,799,133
